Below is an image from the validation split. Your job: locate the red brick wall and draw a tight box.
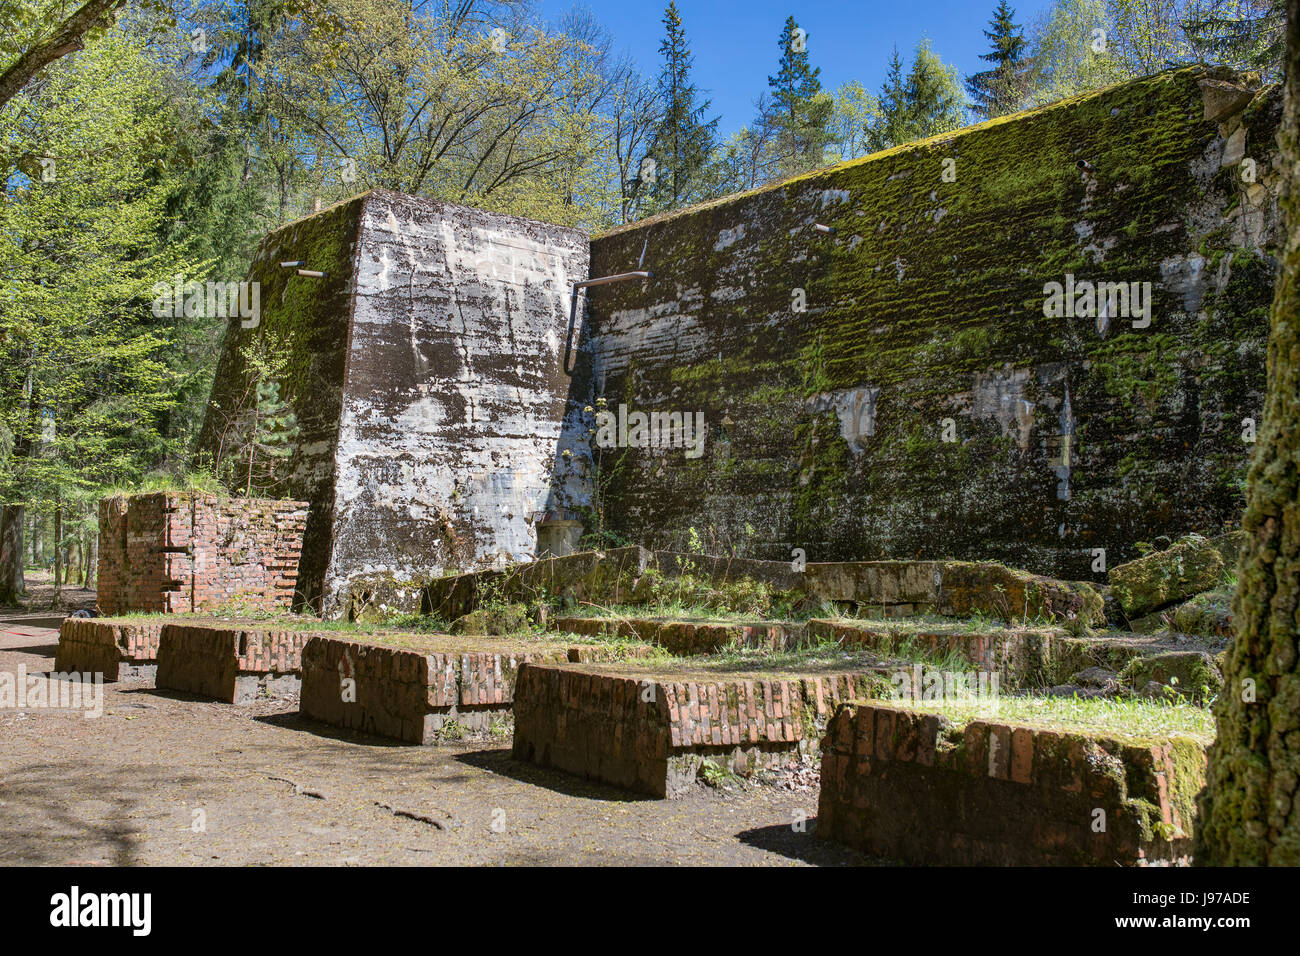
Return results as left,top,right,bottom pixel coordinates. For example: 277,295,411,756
817,701,1206,865
97,493,307,615
512,664,890,797
54,617,167,675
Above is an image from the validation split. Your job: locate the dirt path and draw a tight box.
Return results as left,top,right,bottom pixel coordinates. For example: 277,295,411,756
0,633,878,867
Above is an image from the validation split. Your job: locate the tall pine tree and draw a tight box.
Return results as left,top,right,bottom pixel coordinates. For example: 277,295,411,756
965,2,1028,119
768,16,832,175
644,2,718,210
866,45,910,153
866,41,966,151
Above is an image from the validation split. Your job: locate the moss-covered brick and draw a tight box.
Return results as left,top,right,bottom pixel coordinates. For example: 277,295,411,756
1108,533,1235,617
816,699,1208,864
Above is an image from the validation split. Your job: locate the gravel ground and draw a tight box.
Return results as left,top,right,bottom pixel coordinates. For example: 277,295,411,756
0,630,880,867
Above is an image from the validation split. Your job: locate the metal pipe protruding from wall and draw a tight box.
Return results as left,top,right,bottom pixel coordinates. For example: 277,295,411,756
564,271,653,375
280,260,306,268
813,223,835,234
296,269,328,279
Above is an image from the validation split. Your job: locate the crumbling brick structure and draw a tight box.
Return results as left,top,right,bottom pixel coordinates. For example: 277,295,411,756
97,492,307,615
816,700,1205,865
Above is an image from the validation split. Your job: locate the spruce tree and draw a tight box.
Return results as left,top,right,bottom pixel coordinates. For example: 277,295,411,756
866,45,910,153
965,1,1027,120
866,41,966,151
768,16,832,174
645,2,718,210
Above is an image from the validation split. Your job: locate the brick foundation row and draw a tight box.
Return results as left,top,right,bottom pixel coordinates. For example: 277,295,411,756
550,616,797,655
511,663,891,797
298,635,655,744
155,624,313,704
816,700,1205,865
54,618,165,680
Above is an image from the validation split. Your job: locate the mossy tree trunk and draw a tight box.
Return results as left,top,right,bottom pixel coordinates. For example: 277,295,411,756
1196,0,1300,865
0,505,24,605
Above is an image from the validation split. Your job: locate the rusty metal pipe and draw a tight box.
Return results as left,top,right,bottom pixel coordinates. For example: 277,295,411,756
564,271,653,375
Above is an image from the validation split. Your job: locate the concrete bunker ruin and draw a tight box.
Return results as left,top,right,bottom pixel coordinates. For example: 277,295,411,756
196,66,1281,616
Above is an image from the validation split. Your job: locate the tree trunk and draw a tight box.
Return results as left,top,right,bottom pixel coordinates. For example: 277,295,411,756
77,526,87,587
32,511,43,566
1196,0,1300,865
85,527,97,592
0,0,126,109
52,504,63,603
0,504,25,604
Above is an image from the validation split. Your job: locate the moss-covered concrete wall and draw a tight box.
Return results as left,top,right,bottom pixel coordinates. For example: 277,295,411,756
196,196,364,609
198,190,588,613
581,67,1282,579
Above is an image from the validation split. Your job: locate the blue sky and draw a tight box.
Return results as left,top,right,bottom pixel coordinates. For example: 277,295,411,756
538,0,1059,136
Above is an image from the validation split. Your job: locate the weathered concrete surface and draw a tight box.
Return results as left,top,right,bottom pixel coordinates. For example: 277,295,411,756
423,548,1103,626
323,191,591,612
196,197,365,613
421,546,652,621
580,67,1281,579
198,190,590,614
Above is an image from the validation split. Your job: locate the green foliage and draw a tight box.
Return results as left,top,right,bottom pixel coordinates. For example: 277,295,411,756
209,332,300,496
0,26,201,519
698,759,741,788
767,16,833,176
1183,0,1285,79
966,1,1030,120
825,80,881,163
644,2,719,211
865,41,967,151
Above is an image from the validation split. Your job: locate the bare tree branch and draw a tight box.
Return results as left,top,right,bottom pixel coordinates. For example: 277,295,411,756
0,0,126,110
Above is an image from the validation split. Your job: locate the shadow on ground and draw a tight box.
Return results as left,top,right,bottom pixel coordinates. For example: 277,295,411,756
456,748,655,802
735,821,888,866
0,761,206,866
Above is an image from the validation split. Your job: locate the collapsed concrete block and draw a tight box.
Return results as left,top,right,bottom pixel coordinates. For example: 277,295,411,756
195,191,591,616
1108,533,1240,618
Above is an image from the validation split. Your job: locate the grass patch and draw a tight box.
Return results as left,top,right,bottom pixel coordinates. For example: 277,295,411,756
892,693,1214,743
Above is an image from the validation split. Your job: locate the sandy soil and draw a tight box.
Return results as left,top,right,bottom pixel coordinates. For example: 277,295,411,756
0,629,879,867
